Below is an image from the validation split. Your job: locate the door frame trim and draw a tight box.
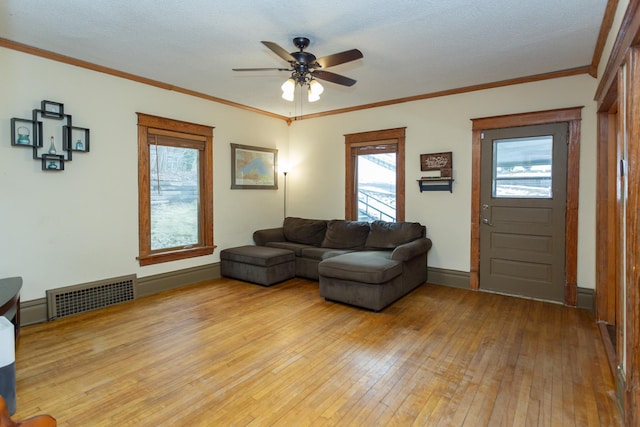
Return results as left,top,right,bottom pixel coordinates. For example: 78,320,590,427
470,107,583,305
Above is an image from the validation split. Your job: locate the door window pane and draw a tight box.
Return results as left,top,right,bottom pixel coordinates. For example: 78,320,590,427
493,136,553,198
150,145,200,250
357,153,396,221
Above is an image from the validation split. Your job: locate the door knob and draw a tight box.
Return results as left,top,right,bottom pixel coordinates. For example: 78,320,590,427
482,218,493,226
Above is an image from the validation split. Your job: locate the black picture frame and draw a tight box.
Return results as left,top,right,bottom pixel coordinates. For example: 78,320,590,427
230,143,278,190
10,118,41,147
63,126,90,152
40,100,64,119
10,100,90,172
41,154,65,171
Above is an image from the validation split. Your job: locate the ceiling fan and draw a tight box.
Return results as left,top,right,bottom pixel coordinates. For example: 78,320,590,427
232,37,363,102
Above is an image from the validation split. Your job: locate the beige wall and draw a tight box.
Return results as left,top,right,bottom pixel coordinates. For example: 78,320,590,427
288,75,599,288
1,39,606,302
0,47,290,301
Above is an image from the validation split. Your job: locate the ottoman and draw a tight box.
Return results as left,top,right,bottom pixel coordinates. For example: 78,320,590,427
220,246,295,286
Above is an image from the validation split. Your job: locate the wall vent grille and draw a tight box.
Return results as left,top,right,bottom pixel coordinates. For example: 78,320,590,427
46,275,136,320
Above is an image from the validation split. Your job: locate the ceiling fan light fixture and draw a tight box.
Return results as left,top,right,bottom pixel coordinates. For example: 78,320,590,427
281,78,296,102
309,79,324,96
307,87,320,102
234,38,362,105
281,78,295,93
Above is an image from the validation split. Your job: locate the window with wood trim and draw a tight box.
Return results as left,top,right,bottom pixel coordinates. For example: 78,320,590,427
137,113,214,266
345,128,406,222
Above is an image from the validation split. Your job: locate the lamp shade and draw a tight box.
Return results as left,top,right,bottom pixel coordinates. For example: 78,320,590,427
0,316,16,415
281,78,295,102
282,91,294,101
281,78,295,94
308,87,320,102
309,79,324,96
0,317,14,370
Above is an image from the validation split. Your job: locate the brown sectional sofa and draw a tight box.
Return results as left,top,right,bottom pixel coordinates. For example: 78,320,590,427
253,217,432,311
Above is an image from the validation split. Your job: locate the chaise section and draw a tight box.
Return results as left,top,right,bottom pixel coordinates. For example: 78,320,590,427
220,245,295,286
318,251,406,311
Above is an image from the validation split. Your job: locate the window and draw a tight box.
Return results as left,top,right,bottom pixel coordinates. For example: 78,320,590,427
492,135,553,198
137,113,214,266
345,128,405,222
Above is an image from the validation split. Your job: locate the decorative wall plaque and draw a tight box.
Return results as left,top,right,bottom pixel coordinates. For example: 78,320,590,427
418,151,454,192
420,151,452,176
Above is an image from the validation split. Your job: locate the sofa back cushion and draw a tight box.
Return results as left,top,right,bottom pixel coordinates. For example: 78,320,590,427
365,220,425,249
283,217,327,246
321,220,370,249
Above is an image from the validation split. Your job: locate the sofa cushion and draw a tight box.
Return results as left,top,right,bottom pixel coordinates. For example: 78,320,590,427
318,251,402,284
321,220,370,249
283,217,327,246
220,245,294,266
301,247,355,261
265,241,312,257
365,221,425,249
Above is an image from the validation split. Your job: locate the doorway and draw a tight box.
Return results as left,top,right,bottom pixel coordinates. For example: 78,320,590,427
470,107,582,306
596,84,626,380
479,123,568,302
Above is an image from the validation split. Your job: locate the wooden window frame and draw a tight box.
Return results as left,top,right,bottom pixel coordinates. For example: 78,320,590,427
137,113,214,266
344,128,406,222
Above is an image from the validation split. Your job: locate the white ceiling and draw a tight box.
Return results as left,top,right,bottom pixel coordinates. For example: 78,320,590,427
1,0,608,119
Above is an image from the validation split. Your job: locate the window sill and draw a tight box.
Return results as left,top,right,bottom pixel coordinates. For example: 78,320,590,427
138,246,216,266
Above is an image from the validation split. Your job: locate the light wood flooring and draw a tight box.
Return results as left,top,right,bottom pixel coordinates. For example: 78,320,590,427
13,278,621,426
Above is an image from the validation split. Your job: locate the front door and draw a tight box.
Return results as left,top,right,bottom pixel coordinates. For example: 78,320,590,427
479,123,568,302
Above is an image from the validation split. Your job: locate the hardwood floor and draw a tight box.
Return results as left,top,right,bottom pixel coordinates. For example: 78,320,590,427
13,279,621,426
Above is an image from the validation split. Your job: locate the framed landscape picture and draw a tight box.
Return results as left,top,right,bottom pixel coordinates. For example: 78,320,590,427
231,143,278,189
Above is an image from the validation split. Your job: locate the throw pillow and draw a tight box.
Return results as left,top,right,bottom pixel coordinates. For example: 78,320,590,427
321,220,370,249
365,220,425,249
283,217,327,246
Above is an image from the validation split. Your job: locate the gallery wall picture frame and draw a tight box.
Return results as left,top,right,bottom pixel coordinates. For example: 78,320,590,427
10,118,41,147
40,100,64,119
63,126,90,152
41,154,65,171
10,99,90,172
230,143,278,190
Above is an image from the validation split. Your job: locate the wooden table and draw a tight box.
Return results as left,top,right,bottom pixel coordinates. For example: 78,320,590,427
0,277,22,343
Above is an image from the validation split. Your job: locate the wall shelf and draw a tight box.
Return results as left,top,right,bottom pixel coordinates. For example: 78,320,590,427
417,178,454,193
10,100,90,171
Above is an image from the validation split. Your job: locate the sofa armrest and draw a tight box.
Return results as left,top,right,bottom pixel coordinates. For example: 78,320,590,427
391,237,432,262
253,227,285,246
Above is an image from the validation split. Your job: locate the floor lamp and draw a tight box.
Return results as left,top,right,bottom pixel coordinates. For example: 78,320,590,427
283,171,288,220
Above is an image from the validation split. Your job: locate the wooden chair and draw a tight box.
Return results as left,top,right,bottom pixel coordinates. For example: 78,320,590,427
0,397,56,427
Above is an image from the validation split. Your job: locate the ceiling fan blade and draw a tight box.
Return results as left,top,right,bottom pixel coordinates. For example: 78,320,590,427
261,41,296,63
311,70,357,87
232,67,290,71
315,49,363,68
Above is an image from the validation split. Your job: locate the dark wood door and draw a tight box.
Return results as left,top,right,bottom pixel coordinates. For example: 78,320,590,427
479,123,568,302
